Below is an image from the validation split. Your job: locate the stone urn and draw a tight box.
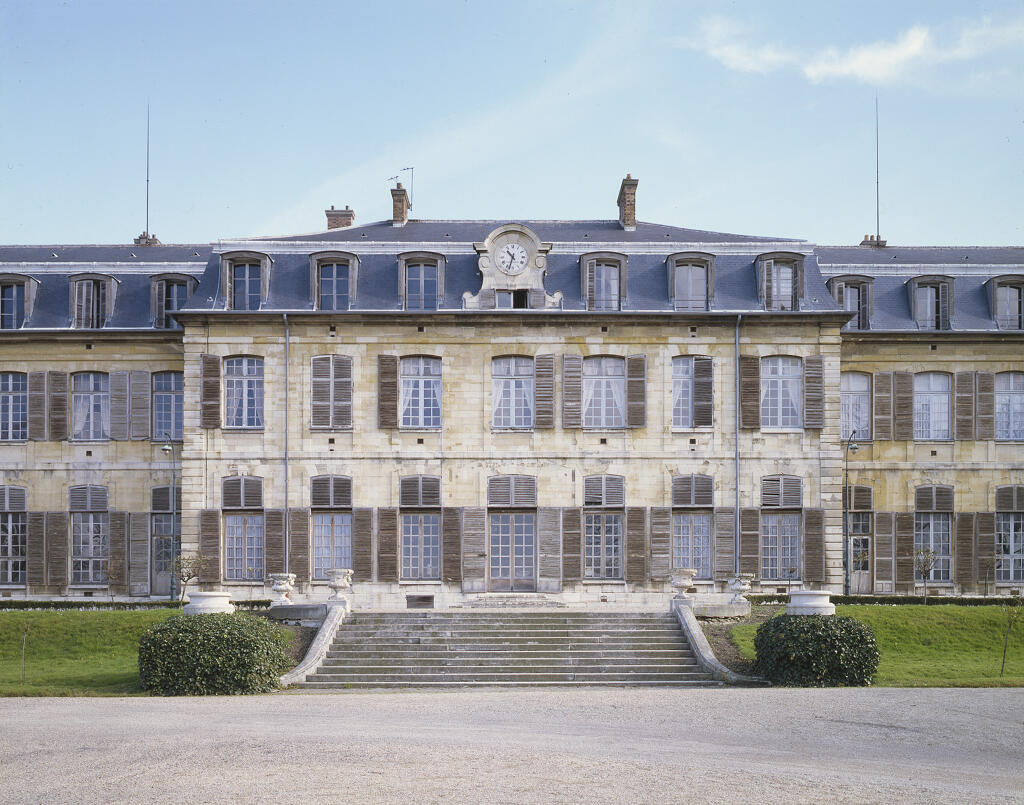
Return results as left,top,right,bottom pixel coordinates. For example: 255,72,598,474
670,568,698,601
727,573,754,604
183,590,235,615
268,573,296,607
326,568,354,608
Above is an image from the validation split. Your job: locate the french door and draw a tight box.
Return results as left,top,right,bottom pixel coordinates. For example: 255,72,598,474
489,512,536,592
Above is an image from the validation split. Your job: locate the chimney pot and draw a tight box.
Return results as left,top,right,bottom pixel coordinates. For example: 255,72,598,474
616,174,639,231
391,183,411,227
326,205,356,229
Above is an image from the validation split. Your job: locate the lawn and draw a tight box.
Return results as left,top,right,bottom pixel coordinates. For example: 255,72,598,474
730,604,1024,687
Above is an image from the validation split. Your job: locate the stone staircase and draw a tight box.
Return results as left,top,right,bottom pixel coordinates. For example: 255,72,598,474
297,610,719,688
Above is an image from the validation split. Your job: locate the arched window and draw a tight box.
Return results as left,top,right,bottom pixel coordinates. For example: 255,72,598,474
224,358,264,429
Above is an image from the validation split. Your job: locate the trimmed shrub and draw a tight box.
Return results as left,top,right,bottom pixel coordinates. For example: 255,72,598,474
753,615,879,687
138,613,289,695
745,594,1021,607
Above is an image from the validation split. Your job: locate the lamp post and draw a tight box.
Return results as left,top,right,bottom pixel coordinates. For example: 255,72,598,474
843,429,860,596
160,436,179,602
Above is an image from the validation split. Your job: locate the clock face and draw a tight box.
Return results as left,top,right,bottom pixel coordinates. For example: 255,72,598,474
496,243,529,275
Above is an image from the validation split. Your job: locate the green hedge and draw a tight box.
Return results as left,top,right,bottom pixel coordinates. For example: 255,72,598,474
746,594,1021,607
0,599,272,611
754,614,879,687
138,613,289,695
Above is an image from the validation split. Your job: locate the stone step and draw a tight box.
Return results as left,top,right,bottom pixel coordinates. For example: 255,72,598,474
330,638,686,649
319,657,701,668
315,662,698,673
324,648,696,660
329,629,684,639
304,671,712,683
297,680,723,688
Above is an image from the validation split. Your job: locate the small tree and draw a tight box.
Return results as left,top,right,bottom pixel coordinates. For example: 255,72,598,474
914,548,939,603
173,552,209,604
1001,597,1023,677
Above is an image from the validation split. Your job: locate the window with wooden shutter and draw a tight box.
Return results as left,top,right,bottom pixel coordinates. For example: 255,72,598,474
739,508,759,576
625,354,646,428
222,477,243,509
108,371,129,441
150,485,181,513
803,508,825,583
581,253,626,311
399,475,441,508
288,508,311,583
377,508,398,581
954,513,976,586
460,507,486,591
954,372,975,440
759,254,803,311
45,511,68,586
47,371,68,441
842,485,873,511
198,509,220,583
537,507,561,592
200,354,221,429
691,356,713,427
624,507,646,582
0,485,27,512
128,371,150,440
649,506,671,580
311,356,353,430
561,508,582,581
487,476,512,506
738,355,760,429
26,512,45,587
874,512,895,588
910,277,953,330
803,355,824,429
583,475,625,507
264,509,286,575
872,371,893,440
441,508,462,583
377,354,399,429
69,485,107,512
892,371,914,440
713,507,735,580
829,276,872,330
894,512,915,591
309,476,352,509
222,476,263,510
27,371,46,441
533,354,554,429
671,475,713,507
761,475,801,508
561,354,582,428
71,276,114,328
667,254,713,311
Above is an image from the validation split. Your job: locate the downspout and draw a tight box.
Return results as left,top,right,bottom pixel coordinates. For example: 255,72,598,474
283,313,290,575
734,314,742,576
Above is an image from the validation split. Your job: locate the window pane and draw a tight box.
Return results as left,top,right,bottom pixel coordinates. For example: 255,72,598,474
0,372,28,441
401,357,442,428
914,512,951,581
225,358,264,429
593,263,620,310
913,373,950,440
492,357,534,429
996,372,1024,441
672,357,693,428
0,512,27,584
583,357,625,428
760,357,802,428
840,373,871,440
674,264,706,311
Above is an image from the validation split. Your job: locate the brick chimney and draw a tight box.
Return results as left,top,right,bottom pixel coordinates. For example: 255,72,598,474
325,205,355,230
617,174,638,231
391,183,411,227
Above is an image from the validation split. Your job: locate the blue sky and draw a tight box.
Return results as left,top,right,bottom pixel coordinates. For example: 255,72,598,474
1,0,1022,246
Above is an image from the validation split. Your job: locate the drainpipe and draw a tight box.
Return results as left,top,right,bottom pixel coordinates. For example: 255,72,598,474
734,314,742,576
283,313,290,575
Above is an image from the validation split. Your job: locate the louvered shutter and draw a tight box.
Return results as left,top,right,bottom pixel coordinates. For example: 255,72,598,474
803,355,824,429
69,485,89,511
954,372,975,440
874,512,895,587
108,511,129,590
583,476,604,506
692,356,713,427
47,371,68,441
892,372,914,441
561,355,582,428
938,282,950,329
377,508,398,582
713,507,735,580
584,259,596,309
222,477,243,509
153,280,167,328
761,477,781,508
604,476,625,506
975,372,995,440
310,476,332,508
27,512,45,588
310,357,332,428
533,354,554,429
803,508,825,584
73,280,90,328
955,513,975,587
487,476,512,506
739,508,759,576
198,509,221,583
781,477,802,508
421,476,441,507
45,511,68,586
264,510,285,575
537,507,562,592
561,508,582,581
649,507,671,580
694,475,714,506
242,476,263,509
873,371,893,440
442,508,462,583
109,371,129,440
832,280,845,307
739,355,760,428
858,283,870,329
853,485,873,511
915,486,935,512
200,354,220,429
934,486,954,512
995,486,1015,511
626,354,646,428
151,486,170,512
129,371,150,440
976,512,996,587
1,486,26,512
671,476,693,507
399,476,420,507
895,512,915,592
351,508,372,581
128,513,150,595
511,476,537,506
461,507,486,592
332,476,352,508
28,372,46,440
288,509,310,583
332,355,353,429
760,259,773,309
377,355,399,429
625,507,646,582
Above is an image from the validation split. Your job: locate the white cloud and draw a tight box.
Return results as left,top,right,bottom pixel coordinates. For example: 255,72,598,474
680,17,795,74
804,26,933,84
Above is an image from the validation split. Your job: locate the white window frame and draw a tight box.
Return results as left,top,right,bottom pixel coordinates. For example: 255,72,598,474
841,372,871,440
996,512,1024,582
996,372,1024,441
489,512,536,585
584,512,623,579
400,356,442,429
318,262,350,311
0,372,28,441
151,512,178,575
915,284,939,329
152,371,184,441
401,513,441,580
492,356,534,429
0,512,26,585
760,356,802,429
914,512,951,582
913,372,951,441
671,511,711,578
0,281,25,329
230,263,262,311
313,512,352,579
224,513,264,581
405,262,438,311
583,356,625,429
768,262,795,311
71,512,109,584
996,284,1023,330
761,512,801,580
673,263,707,311
224,357,264,429
593,262,621,311
71,372,110,441
671,356,694,429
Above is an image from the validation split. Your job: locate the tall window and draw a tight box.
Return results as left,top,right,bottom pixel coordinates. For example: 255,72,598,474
319,263,350,311
913,372,951,440
0,373,27,441
490,513,536,585
224,358,264,429
672,512,711,578
760,356,802,428
313,513,352,579
914,284,942,329
674,264,707,311
593,262,620,310
583,356,625,428
584,513,623,579
850,512,872,573
406,263,438,310
400,356,441,428
843,283,861,329
492,357,533,429
766,262,795,311
231,263,261,311
0,281,25,329
761,512,800,580
225,514,264,580
73,279,108,328
72,511,109,584
71,372,109,440
841,372,871,440
151,511,178,578
0,511,26,584
996,284,1023,330
996,512,1024,582
152,371,184,441
401,513,440,580
161,281,188,327
996,372,1024,441
914,513,951,581
672,357,694,428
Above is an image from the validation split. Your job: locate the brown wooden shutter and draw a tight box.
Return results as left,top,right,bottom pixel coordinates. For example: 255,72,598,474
831,280,844,307
108,511,129,591
649,507,670,580
399,476,420,507
739,355,760,428
28,371,46,440
332,355,353,429
713,507,735,580
129,370,150,440
995,486,1015,511
511,476,537,506
441,508,462,583
561,508,582,581
461,507,486,592
625,507,646,582
377,354,399,429
27,512,45,588
351,508,372,581
938,281,950,329
893,372,914,440
222,477,243,509
803,508,825,583
693,475,714,507
934,486,954,512
739,508,759,576
377,507,398,582
150,486,170,512
200,354,220,429
561,354,582,428
853,485,873,511
89,485,108,512
873,371,893,440
264,509,285,575
288,509,310,583
915,486,936,511
874,512,894,586
585,259,596,309
761,477,781,508
858,282,870,329
310,476,332,508
1,486,25,512
242,476,263,509
421,477,441,507
310,357,332,428
533,354,554,429
198,509,220,583
45,511,68,586
975,372,995,440
781,477,802,508
895,512,915,592
537,507,562,592
47,371,68,441
487,476,512,507
73,280,88,328
954,513,975,587
976,512,996,588
760,259,773,309
153,280,166,328
671,476,693,507
332,476,352,508
954,372,975,440
626,354,646,428
583,476,604,506
109,371,129,440
692,356,713,427
803,355,824,429
604,476,625,506
69,485,89,511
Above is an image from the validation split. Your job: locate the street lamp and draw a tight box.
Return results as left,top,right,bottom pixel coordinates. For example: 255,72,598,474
160,436,179,602
843,429,860,596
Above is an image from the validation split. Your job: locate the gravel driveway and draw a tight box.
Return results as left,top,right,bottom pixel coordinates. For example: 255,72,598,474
3,688,1022,804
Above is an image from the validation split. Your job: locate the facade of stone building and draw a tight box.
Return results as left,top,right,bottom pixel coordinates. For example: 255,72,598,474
0,177,1021,606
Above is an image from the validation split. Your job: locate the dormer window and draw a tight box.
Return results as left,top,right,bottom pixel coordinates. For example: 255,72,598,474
0,279,25,329
909,276,952,330
988,276,1024,330
828,275,873,330
151,274,197,328
70,274,117,329
311,252,359,312
758,253,803,311
221,252,270,311
398,252,445,311
581,252,626,311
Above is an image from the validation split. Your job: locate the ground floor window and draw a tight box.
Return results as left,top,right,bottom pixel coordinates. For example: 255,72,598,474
490,512,536,583
914,512,951,582
761,512,800,580
314,513,352,579
850,512,872,572
402,513,440,580
0,512,26,584
996,513,1024,582
151,513,178,575
72,512,109,584
671,512,711,578
225,513,264,580
584,513,623,579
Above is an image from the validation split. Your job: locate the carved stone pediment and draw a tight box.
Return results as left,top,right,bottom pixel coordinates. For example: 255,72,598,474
464,224,562,310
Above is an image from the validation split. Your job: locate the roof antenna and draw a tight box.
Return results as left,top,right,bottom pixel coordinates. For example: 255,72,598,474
861,93,885,247
401,166,415,207
134,105,160,246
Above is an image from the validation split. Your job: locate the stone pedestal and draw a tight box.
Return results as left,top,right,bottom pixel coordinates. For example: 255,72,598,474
786,590,836,616
727,573,754,604
183,591,235,615
326,568,354,611
670,568,698,607
268,573,296,607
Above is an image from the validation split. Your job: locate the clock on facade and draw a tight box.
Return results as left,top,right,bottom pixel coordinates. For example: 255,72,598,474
496,243,529,275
